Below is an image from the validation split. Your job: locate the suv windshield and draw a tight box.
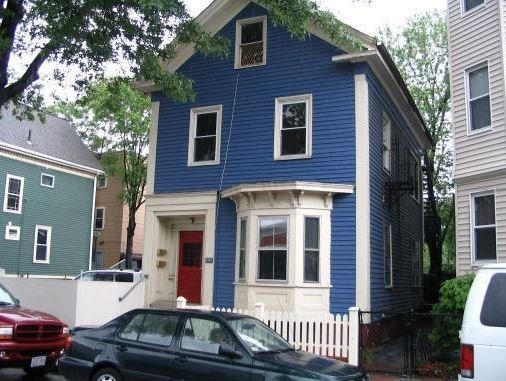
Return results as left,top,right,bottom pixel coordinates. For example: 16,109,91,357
0,283,19,306
227,317,292,353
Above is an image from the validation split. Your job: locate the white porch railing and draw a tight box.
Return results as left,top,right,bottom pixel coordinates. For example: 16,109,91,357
176,297,359,365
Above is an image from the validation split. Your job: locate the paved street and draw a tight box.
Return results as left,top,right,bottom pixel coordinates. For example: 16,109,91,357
0,369,65,380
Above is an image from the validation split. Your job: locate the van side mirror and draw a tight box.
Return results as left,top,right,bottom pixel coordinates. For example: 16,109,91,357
218,343,243,359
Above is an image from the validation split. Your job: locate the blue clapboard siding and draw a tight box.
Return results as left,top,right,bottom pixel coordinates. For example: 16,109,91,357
0,155,93,276
214,199,236,307
153,3,356,193
367,69,424,311
330,194,357,313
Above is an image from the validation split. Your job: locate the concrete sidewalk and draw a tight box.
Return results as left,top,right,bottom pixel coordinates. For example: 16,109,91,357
369,372,455,381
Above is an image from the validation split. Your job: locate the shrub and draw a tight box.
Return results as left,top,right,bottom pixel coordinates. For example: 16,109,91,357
429,273,475,360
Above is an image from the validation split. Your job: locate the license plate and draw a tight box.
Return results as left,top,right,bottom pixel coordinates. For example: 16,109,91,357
30,355,46,368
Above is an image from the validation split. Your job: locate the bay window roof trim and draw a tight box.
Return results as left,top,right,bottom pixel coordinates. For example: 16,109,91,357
221,181,354,199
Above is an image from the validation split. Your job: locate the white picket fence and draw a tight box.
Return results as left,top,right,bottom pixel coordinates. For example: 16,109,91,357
176,297,359,365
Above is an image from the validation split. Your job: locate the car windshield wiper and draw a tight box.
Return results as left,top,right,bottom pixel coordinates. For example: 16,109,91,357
256,347,294,354
0,301,18,307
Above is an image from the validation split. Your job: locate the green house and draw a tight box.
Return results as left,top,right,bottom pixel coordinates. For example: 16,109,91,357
0,109,102,277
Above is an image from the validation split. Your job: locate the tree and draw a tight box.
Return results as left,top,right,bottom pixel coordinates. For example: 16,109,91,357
0,0,360,114
380,12,454,281
51,78,150,269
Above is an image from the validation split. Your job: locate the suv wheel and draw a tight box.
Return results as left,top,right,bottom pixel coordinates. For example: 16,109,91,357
92,367,123,381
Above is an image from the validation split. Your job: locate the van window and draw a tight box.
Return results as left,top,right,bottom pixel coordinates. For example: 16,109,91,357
480,273,506,327
115,272,134,282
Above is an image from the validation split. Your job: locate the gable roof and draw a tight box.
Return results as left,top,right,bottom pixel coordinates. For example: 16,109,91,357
137,0,431,149
0,107,102,174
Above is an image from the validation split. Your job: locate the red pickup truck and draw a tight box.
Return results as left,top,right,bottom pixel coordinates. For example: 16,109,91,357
0,282,69,376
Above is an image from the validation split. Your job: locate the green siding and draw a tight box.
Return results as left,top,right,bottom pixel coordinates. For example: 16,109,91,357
0,155,94,277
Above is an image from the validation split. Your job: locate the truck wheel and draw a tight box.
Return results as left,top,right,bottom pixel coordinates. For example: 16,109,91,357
92,367,123,381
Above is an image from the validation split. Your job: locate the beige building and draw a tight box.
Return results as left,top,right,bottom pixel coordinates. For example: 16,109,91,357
448,0,506,274
93,174,145,269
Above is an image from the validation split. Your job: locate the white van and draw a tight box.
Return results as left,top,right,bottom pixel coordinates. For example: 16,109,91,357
459,264,506,380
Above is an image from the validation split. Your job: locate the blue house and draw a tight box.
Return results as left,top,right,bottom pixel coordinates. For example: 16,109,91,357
0,108,102,277
140,0,431,314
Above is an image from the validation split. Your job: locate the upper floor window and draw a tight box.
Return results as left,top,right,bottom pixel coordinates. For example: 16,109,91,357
3,174,24,214
384,224,393,288
33,225,52,264
472,191,496,261
95,207,105,230
258,217,287,281
188,105,222,166
304,217,320,283
274,94,312,160
409,152,421,201
97,175,107,189
467,64,491,132
40,173,54,188
235,16,267,69
462,0,485,13
382,114,391,172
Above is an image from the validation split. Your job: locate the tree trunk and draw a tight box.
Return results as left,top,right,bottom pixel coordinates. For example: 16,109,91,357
125,208,136,269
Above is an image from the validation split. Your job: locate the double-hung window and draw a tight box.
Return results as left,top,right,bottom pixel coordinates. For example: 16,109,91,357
274,94,312,159
95,207,105,230
3,174,24,213
472,191,496,261
97,175,107,189
304,217,319,282
33,225,52,264
258,217,287,281
235,16,267,69
188,105,222,166
384,224,393,288
462,0,484,13
238,218,247,281
382,115,391,172
467,64,491,132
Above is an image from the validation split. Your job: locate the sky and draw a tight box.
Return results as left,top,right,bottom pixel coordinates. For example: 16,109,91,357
184,0,447,36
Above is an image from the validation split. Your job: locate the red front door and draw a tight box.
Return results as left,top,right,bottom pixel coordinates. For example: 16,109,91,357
177,231,203,304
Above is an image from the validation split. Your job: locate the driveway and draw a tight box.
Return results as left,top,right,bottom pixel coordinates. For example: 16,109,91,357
0,369,65,380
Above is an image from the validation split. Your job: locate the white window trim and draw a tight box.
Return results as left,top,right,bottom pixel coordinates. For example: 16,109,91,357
187,105,222,167
33,225,52,264
382,114,392,173
466,62,492,135
234,15,267,69
97,175,107,189
384,224,393,289
274,94,313,160
256,216,289,282
460,0,486,16
95,207,105,230
40,173,55,188
303,215,320,283
470,189,497,264
3,174,24,214
5,225,20,241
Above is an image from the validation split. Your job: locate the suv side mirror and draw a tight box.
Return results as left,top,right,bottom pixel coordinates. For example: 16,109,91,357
218,343,243,359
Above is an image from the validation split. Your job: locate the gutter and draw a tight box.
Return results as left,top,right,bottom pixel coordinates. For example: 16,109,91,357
332,44,434,150
0,141,103,175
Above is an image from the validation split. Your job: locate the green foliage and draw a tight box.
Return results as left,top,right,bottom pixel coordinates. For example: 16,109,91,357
430,274,475,359
380,12,454,277
1,0,365,113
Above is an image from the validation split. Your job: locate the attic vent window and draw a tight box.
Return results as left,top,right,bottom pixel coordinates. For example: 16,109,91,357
235,16,267,69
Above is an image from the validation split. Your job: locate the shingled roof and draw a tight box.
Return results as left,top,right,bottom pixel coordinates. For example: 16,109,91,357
0,107,102,173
